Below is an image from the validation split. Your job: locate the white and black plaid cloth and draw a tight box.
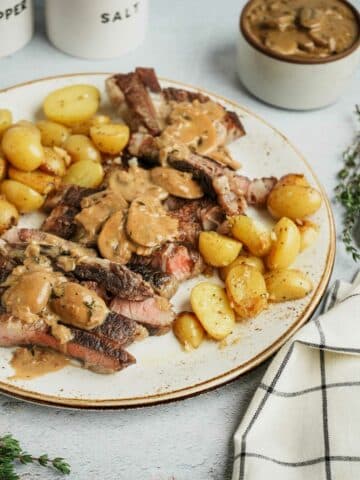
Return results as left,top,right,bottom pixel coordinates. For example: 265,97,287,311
232,272,360,480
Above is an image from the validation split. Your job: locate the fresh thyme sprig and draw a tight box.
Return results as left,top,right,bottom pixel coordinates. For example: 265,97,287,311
335,105,360,262
0,434,70,479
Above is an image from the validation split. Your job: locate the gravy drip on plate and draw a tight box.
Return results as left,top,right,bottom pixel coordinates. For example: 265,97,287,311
9,346,69,380
243,0,359,59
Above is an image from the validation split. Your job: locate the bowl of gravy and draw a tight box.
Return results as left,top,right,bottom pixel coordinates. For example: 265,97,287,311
237,0,360,109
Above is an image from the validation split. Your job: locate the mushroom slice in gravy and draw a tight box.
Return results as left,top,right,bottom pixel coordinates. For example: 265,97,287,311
127,195,179,248
75,190,128,243
150,167,204,199
51,282,109,330
2,271,54,322
107,164,167,202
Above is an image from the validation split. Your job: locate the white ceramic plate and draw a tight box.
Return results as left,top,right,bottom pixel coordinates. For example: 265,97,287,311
0,74,335,408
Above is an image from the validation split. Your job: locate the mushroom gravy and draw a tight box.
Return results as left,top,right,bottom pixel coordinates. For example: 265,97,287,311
9,347,69,380
243,0,359,59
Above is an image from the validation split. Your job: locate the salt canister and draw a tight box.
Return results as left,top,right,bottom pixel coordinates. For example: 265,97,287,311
45,0,148,59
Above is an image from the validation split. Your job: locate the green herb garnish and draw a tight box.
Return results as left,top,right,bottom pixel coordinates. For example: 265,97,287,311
0,434,70,479
335,105,360,262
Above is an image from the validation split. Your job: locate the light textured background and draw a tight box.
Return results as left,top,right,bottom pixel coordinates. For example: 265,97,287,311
0,0,359,479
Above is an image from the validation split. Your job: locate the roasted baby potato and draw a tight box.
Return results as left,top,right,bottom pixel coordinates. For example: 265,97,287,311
297,220,320,252
0,196,18,233
2,124,44,171
190,282,235,340
63,134,101,163
225,264,268,319
40,147,67,177
0,157,7,181
63,159,104,188
1,180,44,212
90,124,130,155
43,84,100,126
36,120,70,147
8,167,60,194
266,217,301,270
265,269,313,302
267,175,322,220
231,215,271,257
0,109,12,137
219,253,265,281
173,312,205,349
199,231,242,267
72,114,111,135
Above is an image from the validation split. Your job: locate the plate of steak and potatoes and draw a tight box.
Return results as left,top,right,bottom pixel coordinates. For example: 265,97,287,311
0,70,334,408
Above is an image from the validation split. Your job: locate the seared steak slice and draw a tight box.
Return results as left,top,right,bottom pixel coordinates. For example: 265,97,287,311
43,185,98,212
3,228,96,258
108,72,161,135
163,88,245,143
42,205,79,239
0,254,17,283
92,311,138,347
66,257,154,301
135,67,162,93
0,314,135,373
129,242,204,282
111,296,175,335
125,263,179,298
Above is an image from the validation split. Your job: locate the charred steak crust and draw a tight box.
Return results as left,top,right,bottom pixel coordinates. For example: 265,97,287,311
42,205,79,239
162,87,210,104
69,262,154,301
135,67,162,93
91,311,138,347
127,263,178,298
115,73,161,135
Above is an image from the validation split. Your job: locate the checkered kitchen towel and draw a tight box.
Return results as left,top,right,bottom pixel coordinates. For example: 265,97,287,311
232,272,360,480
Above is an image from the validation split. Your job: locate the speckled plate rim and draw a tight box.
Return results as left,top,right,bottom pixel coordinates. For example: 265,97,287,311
0,73,336,409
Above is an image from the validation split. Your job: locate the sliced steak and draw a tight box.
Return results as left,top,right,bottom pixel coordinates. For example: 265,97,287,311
92,311,138,347
125,263,179,298
0,314,135,373
110,296,175,335
2,228,96,258
66,257,154,302
42,205,79,239
43,185,98,212
163,87,246,143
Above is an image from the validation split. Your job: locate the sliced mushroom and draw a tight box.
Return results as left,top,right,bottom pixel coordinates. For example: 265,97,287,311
127,195,179,248
265,31,298,55
107,165,167,202
299,7,324,29
97,210,134,264
51,282,109,330
150,167,203,199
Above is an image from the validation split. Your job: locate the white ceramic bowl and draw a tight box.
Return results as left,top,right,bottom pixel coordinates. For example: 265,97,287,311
237,0,360,110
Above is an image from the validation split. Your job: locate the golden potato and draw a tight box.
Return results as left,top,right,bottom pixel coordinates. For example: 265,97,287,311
71,114,111,135
199,231,242,267
63,160,104,188
2,125,44,171
190,282,235,340
63,134,101,163
0,109,12,137
219,254,265,281
267,184,322,220
231,215,271,257
173,312,205,349
277,174,309,187
40,147,67,177
0,197,18,233
0,157,7,181
297,220,320,252
43,84,100,126
266,217,301,270
8,167,60,194
1,180,44,212
36,120,70,147
90,124,130,154
265,269,313,302
16,120,41,138
225,264,268,319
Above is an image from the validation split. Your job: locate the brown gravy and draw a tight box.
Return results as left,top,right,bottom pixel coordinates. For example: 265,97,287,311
9,347,69,380
243,0,359,59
